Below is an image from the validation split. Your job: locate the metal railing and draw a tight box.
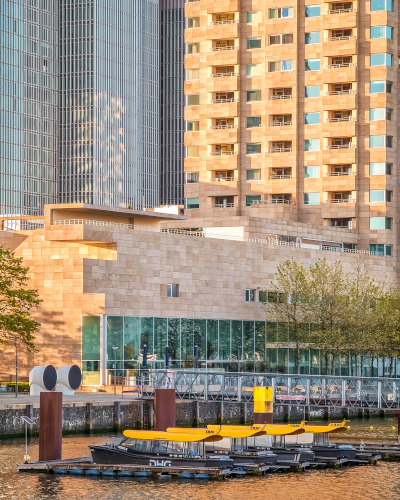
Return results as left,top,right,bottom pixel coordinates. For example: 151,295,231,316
326,117,354,122
270,147,292,153
270,174,292,179
325,198,353,204
328,8,355,14
270,94,292,100
326,90,355,95
208,125,237,130
252,199,293,205
326,143,354,149
326,63,355,69
208,177,238,182
209,98,238,104
142,370,400,409
209,20,238,25
270,121,292,126
209,151,238,156
50,220,389,257
211,203,236,208
210,72,238,78
326,36,354,41
326,171,353,176
210,46,238,51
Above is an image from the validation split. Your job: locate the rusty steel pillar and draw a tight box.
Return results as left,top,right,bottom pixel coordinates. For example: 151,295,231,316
39,392,62,461
154,388,176,431
253,387,273,424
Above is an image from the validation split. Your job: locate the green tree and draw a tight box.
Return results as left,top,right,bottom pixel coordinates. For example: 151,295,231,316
262,258,311,374
375,289,400,377
306,259,351,375
0,246,40,351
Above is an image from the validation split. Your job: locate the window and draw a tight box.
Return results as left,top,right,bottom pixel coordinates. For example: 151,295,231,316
370,244,392,256
269,7,294,18
187,17,200,29
246,143,261,154
258,290,267,302
370,26,393,39
304,112,320,125
167,284,179,298
305,59,320,71
369,190,392,202
305,5,321,16
269,33,294,45
247,10,262,22
186,197,199,209
370,0,392,11
370,53,392,66
304,193,320,205
246,289,255,302
247,64,262,76
246,116,261,128
304,166,320,178
370,135,392,148
187,120,200,131
186,94,199,106
269,60,293,72
186,146,199,158
246,169,261,180
247,90,261,102
187,43,200,54
370,162,392,175
186,172,199,184
247,38,262,49
304,139,320,151
370,217,392,229
246,195,261,206
370,80,392,93
186,68,199,80
305,32,320,44
305,85,320,98
370,108,392,121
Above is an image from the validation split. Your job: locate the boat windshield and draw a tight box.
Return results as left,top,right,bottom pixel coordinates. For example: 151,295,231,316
120,438,189,455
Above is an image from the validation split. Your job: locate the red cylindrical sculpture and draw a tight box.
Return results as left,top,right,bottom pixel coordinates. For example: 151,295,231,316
39,392,62,461
254,413,273,424
154,389,176,431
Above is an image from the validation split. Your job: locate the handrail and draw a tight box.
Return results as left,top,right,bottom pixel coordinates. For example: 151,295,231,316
328,8,355,13
326,171,353,176
326,90,355,95
270,147,292,153
210,72,238,78
326,117,354,122
210,151,238,156
270,121,292,126
209,98,238,103
211,203,236,208
325,198,353,203
208,177,238,182
326,63,355,68
270,94,292,100
209,20,238,25
210,46,238,51
270,174,292,179
208,125,237,130
326,36,354,41
326,143,353,149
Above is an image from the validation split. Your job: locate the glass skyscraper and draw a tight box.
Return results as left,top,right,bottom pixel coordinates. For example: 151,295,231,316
59,0,160,209
159,0,184,206
0,0,58,216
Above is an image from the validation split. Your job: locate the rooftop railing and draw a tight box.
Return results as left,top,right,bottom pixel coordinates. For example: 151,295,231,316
49,220,388,257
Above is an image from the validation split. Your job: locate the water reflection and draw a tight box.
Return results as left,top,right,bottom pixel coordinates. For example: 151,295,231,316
0,421,399,499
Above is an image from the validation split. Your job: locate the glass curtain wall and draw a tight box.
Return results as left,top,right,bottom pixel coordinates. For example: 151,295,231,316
0,0,58,215
59,0,159,209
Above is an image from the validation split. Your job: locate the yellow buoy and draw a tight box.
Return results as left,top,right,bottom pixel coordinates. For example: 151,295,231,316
369,426,373,430
347,426,351,429
392,426,396,430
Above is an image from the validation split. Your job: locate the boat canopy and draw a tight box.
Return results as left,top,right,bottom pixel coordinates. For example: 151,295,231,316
167,426,265,438
123,430,223,442
304,420,348,434
210,423,305,436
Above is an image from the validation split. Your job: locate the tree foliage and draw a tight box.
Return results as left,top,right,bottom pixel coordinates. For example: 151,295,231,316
0,246,40,351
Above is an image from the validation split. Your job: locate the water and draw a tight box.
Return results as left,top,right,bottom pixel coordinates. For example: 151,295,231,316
1,420,400,500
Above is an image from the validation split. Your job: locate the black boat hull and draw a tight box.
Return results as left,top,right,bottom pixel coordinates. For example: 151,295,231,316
90,445,233,469
312,446,357,460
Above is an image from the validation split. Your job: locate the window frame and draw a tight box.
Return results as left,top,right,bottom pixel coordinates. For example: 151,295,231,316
370,53,392,66
304,139,320,152
246,169,262,181
247,37,262,49
268,60,293,72
305,5,321,17
246,143,262,155
186,197,200,209
304,112,320,125
370,80,392,93
304,192,320,205
304,166,320,178
370,0,393,12
305,58,320,71
269,33,294,45
245,289,255,302
167,284,179,298
269,7,294,19
305,31,321,44
246,90,262,102
304,85,320,98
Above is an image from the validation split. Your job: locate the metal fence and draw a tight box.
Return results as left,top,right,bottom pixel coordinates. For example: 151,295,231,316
140,370,400,409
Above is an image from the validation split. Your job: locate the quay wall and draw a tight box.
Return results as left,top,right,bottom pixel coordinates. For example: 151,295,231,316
0,400,396,439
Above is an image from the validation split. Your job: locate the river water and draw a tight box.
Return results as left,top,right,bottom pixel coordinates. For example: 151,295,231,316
1,419,400,500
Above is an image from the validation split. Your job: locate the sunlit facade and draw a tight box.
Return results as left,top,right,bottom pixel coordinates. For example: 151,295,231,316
0,0,58,215
59,0,160,209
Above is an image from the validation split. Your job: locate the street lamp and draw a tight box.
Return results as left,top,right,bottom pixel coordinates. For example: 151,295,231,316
112,346,118,396
15,342,20,398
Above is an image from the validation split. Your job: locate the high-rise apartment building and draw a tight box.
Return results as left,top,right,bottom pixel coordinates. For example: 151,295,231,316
59,0,160,209
160,0,185,206
183,0,398,256
0,0,58,216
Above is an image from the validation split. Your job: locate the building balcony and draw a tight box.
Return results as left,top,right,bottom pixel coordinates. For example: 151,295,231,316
323,8,356,29
270,147,292,153
326,143,354,150
206,99,238,118
322,119,356,136
323,64,356,83
206,0,239,13
206,127,238,144
206,151,239,169
269,120,293,127
206,47,239,65
323,38,356,55
207,20,239,40
323,91,356,110
323,145,356,164
206,74,239,92
321,200,356,219
247,199,297,221
322,174,355,191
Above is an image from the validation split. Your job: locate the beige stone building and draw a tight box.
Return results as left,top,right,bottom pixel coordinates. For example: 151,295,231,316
0,204,397,385
183,0,398,259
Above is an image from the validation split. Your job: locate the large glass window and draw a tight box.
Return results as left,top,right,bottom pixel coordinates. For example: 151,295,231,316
304,112,320,124
369,162,390,175
231,321,243,360
370,26,393,38
369,190,385,202
207,320,218,360
246,195,261,206
304,193,320,205
269,60,293,72
247,90,261,102
370,80,392,93
370,135,392,148
246,169,261,180
168,318,180,360
186,197,199,209
107,316,123,361
154,318,167,362
370,244,392,256
181,318,194,362
124,317,140,364
246,116,261,128
304,166,320,178
187,43,200,54
186,172,199,184
247,64,262,76
305,32,320,44
370,53,392,66
304,139,320,151
140,317,154,357
243,321,255,360
194,319,206,358
187,17,200,28
247,11,262,22
186,94,199,106
246,143,261,154
247,37,262,49
219,320,230,359
370,108,392,121
269,34,293,45
269,7,294,18
305,85,320,98
305,5,321,16
371,0,392,11
305,59,320,71
187,120,200,131
82,316,101,385
370,217,392,229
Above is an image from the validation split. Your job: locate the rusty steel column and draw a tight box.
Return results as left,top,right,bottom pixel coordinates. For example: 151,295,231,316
39,392,62,461
253,387,273,424
154,388,176,431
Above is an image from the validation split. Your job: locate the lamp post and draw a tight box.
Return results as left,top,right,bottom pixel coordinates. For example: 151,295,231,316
112,346,118,396
15,342,19,398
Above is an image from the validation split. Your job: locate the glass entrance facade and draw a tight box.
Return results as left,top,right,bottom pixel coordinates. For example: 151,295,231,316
82,315,400,385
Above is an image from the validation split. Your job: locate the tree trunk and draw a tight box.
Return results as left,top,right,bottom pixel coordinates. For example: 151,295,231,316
390,357,394,378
